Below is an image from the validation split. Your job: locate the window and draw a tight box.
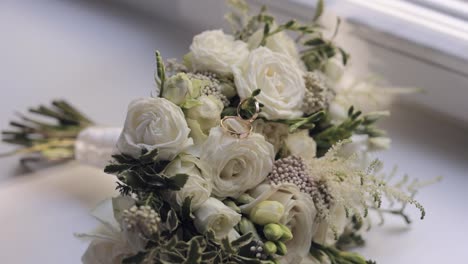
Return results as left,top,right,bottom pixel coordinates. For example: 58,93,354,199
287,0,468,60
407,0,468,21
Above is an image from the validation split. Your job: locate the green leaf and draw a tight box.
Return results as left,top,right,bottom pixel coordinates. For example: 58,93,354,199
184,239,203,264
180,196,193,222
274,111,325,133
339,47,350,65
104,164,132,174
251,89,261,97
140,148,159,163
167,174,189,190
201,251,218,262
230,232,253,249
313,0,325,22
231,255,261,264
122,251,148,264
167,210,180,232
110,153,135,164
206,230,216,241
304,38,326,46
220,237,235,254
284,19,297,28
164,251,186,263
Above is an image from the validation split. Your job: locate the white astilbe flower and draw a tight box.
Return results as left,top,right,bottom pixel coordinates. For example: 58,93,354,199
306,143,427,243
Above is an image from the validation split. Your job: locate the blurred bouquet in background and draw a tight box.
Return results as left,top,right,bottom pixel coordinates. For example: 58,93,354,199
2,1,437,263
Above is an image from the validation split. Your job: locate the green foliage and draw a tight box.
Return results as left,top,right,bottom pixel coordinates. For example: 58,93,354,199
124,230,260,264
1,100,93,163
310,242,376,264
313,0,325,22
105,148,188,196
312,107,388,157
226,0,349,71
272,111,325,133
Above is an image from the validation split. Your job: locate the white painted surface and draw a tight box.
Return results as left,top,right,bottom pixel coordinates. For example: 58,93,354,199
0,1,467,263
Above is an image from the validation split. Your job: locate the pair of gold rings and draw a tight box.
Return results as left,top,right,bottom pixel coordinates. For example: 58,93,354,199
220,99,260,139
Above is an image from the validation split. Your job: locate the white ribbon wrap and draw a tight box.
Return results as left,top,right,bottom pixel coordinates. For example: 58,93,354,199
75,126,122,169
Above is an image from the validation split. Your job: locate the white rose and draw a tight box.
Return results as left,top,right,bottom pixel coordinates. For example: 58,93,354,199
185,95,224,144
194,197,242,239
116,97,192,160
161,73,200,106
285,129,317,160
240,183,317,264
233,47,305,120
163,154,213,210
248,26,305,70
188,30,249,75
200,127,275,198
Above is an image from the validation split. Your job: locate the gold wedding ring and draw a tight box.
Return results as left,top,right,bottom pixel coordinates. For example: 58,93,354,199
237,98,260,123
221,98,261,138
220,116,253,139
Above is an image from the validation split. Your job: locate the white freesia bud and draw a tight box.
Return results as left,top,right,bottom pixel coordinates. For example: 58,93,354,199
163,154,213,210
162,73,200,105
116,97,192,160
189,30,249,75
233,47,305,120
285,130,317,160
185,95,224,144
194,197,241,239
240,183,317,264
200,127,275,198
323,57,345,82
250,201,285,225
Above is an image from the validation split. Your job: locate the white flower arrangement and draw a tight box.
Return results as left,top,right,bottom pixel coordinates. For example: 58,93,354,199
1,1,440,263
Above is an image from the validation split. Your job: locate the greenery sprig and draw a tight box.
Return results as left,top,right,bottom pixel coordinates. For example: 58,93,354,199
1,100,93,163
227,0,349,71
311,107,388,157
105,148,188,200
310,242,376,264
272,111,325,133
124,229,259,264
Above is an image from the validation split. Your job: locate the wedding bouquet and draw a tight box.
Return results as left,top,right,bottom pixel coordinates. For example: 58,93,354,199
1,1,437,263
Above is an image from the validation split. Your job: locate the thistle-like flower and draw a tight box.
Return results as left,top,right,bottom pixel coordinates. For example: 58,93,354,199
267,156,314,195
267,155,333,217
